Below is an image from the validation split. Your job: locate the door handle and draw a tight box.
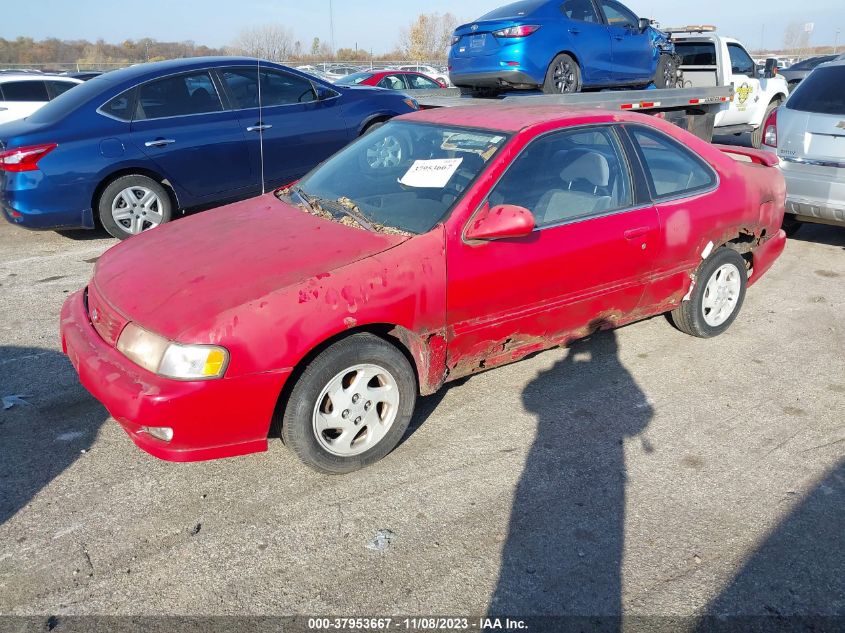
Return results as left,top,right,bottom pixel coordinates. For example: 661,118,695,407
246,124,273,132
568,27,580,35
624,227,650,239
613,35,624,41
144,138,176,147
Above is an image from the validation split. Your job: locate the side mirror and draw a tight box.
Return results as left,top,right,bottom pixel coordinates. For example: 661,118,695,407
763,58,778,79
638,18,650,32
465,204,535,241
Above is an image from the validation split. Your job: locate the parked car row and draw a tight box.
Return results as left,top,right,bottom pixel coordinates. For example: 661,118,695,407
0,72,82,125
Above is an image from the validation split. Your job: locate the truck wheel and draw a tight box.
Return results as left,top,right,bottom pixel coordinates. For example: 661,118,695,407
281,333,417,474
751,100,780,149
653,54,680,89
543,54,581,94
670,248,747,339
98,175,172,240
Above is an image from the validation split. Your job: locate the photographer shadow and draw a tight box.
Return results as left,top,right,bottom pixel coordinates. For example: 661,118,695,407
489,326,653,626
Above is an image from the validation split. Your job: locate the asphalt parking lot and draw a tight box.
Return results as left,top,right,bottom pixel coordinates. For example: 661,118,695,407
0,216,843,623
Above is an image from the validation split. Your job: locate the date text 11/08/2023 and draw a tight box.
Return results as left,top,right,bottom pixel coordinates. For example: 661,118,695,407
306,617,528,630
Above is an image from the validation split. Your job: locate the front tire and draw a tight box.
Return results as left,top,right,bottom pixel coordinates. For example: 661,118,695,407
653,54,681,89
98,175,172,240
670,248,748,338
281,333,417,474
543,54,582,94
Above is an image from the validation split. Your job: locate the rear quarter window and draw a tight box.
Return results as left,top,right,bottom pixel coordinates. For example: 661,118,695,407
628,126,717,199
786,66,845,116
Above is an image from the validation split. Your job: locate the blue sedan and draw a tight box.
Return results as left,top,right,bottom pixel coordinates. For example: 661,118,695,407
449,0,678,95
0,57,418,238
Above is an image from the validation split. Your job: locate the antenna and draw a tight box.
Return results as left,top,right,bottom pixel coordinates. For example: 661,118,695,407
257,57,265,195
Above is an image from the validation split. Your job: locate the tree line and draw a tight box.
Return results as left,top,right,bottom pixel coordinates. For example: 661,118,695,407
0,12,463,69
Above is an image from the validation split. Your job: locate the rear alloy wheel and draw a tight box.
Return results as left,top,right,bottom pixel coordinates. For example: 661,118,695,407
282,333,416,474
670,247,748,338
99,175,171,240
364,133,404,170
543,54,582,94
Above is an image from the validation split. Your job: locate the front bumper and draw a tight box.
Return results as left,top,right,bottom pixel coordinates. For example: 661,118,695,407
60,289,291,462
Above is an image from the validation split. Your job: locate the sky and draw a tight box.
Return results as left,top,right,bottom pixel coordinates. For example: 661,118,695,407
2,0,843,54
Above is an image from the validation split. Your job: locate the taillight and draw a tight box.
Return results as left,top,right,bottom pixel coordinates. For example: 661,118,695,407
0,143,58,172
762,108,778,148
451,35,461,45
493,25,541,38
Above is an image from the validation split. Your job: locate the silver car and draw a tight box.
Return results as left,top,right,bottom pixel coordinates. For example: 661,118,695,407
762,60,845,235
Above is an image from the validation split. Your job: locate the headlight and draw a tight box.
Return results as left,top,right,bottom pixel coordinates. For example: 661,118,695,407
116,323,229,380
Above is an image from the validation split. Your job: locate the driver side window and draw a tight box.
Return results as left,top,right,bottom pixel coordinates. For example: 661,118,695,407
260,70,317,106
599,0,639,28
561,0,601,23
727,44,755,77
487,126,633,229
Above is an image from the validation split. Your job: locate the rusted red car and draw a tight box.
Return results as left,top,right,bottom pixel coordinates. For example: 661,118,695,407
61,106,786,473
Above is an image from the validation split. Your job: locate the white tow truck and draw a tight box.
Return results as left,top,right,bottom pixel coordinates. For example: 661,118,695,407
414,26,788,147
669,26,789,147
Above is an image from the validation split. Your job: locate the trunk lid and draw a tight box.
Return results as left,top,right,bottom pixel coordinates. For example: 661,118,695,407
777,108,845,168
92,193,408,341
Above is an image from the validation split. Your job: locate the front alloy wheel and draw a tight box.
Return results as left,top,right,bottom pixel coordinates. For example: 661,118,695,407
282,333,416,474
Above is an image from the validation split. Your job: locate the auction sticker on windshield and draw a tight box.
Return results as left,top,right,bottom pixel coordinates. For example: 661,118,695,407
399,158,464,188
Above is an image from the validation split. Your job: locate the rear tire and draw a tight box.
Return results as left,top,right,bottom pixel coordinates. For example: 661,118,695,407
281,333,417,474
98,175,172,240
543,54,582,94
751,99,780,149
670,248,748,338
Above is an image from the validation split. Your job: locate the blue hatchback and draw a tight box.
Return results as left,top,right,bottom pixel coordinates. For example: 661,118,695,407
449,0,677,95
0,57,418,238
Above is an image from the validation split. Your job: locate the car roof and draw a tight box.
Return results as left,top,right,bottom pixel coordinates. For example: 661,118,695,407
0,73,81,83
402,104,631,133
85,56,260,86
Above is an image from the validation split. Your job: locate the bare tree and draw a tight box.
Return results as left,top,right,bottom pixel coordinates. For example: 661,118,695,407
783,21,811,54
398,12,460,61
232,25,296,61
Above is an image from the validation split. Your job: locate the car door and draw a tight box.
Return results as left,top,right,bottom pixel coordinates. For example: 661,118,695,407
248,68,350,189
0,80,49,124
560,0,613,85
445,125,659,374
597,0,653,84
622,124,720,311
720,42,763,126
128,70,256,203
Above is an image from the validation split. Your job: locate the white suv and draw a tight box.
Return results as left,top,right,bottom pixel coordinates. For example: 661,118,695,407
762,59,845,234
0,74,82,125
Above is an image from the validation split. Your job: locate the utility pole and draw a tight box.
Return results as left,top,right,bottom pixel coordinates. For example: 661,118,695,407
329,0,335,55
835,29,841,55
760,24,765,54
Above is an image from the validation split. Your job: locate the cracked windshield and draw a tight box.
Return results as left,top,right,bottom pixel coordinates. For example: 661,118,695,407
278,121,508,234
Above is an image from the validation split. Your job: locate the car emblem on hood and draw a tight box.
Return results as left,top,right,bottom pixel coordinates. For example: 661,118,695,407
471,24,479,31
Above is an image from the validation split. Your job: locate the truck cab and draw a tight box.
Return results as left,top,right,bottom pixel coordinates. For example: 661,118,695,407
669,28,789,147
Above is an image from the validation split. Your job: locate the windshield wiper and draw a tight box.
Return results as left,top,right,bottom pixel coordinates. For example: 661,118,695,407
291,187,383,233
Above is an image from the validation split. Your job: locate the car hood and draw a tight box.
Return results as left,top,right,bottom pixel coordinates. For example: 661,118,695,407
92,193,409,341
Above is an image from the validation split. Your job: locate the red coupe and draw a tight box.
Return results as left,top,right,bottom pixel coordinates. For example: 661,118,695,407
61,106,787,473
335,69,447,90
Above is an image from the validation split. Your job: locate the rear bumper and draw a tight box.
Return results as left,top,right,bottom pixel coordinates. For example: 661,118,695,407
780,162,845,225
449,69,541,88
1,173,94,230
748,229,787,287
60,289,290,462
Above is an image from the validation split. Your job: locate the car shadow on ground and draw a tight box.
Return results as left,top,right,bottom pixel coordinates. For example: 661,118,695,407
54,228,114,241
488,325,653,627
788,223,845,249
0,346,107,526
695,458,844,628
